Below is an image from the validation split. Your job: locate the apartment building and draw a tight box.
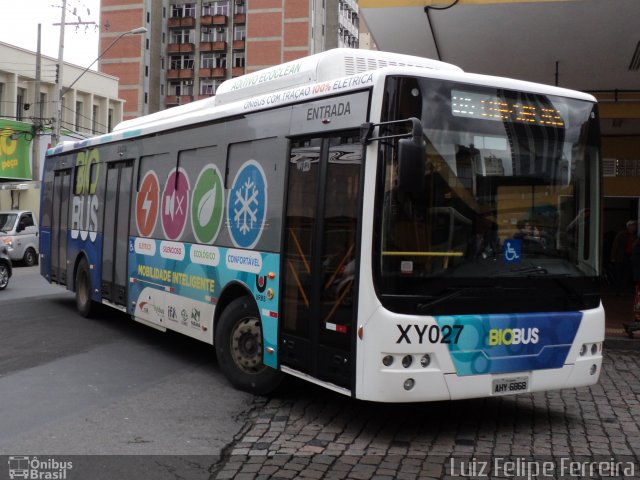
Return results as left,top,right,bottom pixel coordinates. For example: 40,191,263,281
100,0,360,119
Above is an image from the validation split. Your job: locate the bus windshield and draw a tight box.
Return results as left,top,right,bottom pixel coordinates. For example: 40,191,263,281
375,76,601,313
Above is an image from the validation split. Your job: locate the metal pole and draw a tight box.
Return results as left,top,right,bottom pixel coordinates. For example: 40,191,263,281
52,0,67,147
32,24,42,183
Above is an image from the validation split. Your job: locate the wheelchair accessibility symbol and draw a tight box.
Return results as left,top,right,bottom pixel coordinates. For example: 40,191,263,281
504,239,522,264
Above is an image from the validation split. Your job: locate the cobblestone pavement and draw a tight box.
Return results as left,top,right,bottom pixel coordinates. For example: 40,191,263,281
210,346,640,479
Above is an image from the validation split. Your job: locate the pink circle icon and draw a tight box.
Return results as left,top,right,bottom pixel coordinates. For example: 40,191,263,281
161,168,190,240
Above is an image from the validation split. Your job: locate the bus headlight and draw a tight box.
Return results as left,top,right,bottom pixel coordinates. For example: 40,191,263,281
591,344,598,355
580,344,587,356
590,364,597,375
382,355,394,367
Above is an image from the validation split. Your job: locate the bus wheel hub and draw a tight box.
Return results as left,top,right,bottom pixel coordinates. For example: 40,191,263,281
232,318,262,371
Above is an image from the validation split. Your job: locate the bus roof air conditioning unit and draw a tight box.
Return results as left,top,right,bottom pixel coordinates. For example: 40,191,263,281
213,48,463,107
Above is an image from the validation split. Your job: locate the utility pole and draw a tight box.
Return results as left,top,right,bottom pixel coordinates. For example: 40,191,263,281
32,24,42,184
52,0,67,147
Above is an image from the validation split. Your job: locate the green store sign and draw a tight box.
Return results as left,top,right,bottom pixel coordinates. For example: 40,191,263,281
0,119,32,180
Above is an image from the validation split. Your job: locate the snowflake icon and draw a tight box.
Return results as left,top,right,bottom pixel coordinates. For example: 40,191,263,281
234,178,259,234
228,160,267,248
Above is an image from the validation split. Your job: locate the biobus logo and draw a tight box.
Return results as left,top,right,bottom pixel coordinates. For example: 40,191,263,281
488,327,540,346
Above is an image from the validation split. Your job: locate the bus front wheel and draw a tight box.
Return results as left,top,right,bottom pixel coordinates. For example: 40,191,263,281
75,258,97,318
215,296,282,395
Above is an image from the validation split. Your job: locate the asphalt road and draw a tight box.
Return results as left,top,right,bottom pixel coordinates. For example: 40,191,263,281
0,266,254,479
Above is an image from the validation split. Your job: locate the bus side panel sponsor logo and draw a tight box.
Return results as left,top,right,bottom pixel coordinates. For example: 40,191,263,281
191,164,225,244
227,160,267,249
225,249,262,274
136,170,160,237
434,311,582,376
161,168,190,240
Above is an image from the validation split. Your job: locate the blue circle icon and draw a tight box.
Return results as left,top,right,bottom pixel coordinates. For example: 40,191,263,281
227,160,268,249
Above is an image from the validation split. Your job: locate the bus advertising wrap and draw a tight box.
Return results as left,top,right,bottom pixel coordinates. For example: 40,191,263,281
435,312,583,376
128,237,280,368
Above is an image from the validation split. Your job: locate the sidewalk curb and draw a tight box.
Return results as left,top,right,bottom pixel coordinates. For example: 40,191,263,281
604,337,640,351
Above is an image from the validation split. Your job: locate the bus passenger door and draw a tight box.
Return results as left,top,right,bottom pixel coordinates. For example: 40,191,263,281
101,160,134,305
281,134,362,391
51,169,72,285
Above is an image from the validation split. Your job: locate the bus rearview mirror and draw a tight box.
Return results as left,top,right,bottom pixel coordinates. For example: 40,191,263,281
398,136,425,194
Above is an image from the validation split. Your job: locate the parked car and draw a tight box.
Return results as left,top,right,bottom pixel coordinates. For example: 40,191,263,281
0,244,11,290
0,210,39,266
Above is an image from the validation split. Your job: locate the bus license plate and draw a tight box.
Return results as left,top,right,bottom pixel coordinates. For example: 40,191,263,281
492,376,529,395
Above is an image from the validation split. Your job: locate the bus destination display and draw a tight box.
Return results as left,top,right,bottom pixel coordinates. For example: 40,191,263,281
451,90,565,127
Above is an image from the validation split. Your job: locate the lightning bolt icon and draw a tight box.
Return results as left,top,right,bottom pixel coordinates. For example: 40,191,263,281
142,189,152,224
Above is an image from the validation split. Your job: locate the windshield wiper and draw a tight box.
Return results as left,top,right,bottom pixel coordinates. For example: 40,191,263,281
417,288,469,313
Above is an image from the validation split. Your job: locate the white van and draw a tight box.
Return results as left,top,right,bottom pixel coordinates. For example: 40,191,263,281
0,210,39,266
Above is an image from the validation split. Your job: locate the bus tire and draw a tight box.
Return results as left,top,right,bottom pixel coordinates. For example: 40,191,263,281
215,296,282,395
75,258,97,318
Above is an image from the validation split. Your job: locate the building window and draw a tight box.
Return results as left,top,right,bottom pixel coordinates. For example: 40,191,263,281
171,3,195,17
0,83,4,116
234,25,245,41
203,26,227,42
39,92,46,117
108,108,113,132
203,1,229,16
146,38,150,49
92,105,98,134
170,55,194,69
201,53,226,68
234,0,245,15
145,92,148,104
233,51,245,68
171,29,194,44
146,11,150,23
161,84,165,95
200,79,221,95
75,101,83,130
170,80,194,96
16,87,26,121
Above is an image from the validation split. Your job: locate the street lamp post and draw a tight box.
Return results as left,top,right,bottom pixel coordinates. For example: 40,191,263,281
51,26,147,146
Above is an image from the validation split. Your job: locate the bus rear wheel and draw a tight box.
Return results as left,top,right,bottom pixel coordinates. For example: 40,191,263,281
75,258,97,318
215,296,282,395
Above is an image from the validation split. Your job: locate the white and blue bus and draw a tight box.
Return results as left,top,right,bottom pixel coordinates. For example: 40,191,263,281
40,49,603,402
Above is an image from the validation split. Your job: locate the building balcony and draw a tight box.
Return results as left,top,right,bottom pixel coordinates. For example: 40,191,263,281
167,68,194,79
165,95,194,106
201,15,227,26
168,17,196,28
232,66,245,77
167,43,195,53
200,41,227,52
233,14,246,24
199,67,226,78
232,39,245,50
